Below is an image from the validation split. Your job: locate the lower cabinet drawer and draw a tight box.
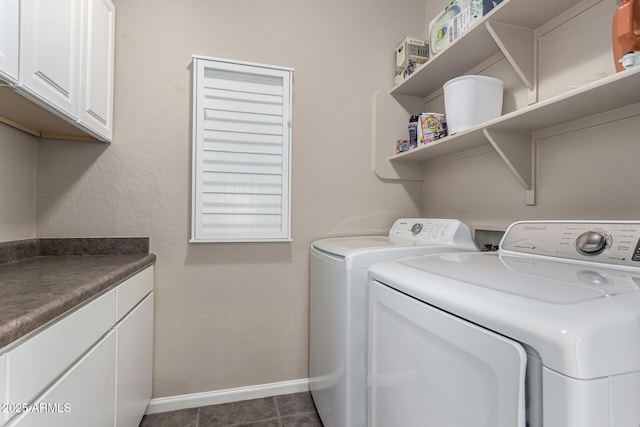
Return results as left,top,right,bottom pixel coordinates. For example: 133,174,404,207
117,266,153,321
7,331,117,427
5,289,116,408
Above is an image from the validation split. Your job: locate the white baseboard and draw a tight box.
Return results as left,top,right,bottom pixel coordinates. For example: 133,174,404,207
145,378,310,415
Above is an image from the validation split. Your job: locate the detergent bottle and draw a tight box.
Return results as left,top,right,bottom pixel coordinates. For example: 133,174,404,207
613,0,640,71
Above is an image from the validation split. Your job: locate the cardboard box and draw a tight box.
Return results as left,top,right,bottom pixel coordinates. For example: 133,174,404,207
395,37,429,85
418,113,447,145
396,139,411,154
429,0,503,56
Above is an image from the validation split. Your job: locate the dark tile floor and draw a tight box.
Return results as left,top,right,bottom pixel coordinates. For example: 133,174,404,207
139,391,324,427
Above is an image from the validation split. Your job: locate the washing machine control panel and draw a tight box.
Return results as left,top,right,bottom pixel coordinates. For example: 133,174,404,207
388,218,475,249
501,221,640,267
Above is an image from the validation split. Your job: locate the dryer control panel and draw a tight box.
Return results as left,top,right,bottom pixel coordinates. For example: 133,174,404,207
501,221,640,267
388,218,477,251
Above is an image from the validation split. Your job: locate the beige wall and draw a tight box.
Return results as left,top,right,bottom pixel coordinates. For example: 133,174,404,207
35,0,424,397
0,124,37,242
422,112,640,230
421,1,640,231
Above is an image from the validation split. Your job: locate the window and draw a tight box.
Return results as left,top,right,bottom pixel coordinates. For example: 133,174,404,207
191,56,293,242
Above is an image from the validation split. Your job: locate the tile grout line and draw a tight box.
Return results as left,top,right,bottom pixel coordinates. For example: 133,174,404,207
224,416,282,426
273,395,283,427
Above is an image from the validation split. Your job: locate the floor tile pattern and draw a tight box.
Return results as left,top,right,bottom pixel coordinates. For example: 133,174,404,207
139,392,323,427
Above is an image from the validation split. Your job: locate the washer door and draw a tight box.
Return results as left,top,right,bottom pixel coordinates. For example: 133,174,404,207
368,281,527,427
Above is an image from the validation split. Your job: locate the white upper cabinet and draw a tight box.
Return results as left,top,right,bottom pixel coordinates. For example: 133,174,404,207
78,0,115,141
20,0,83,120
0,0,20,84
0,0,115,142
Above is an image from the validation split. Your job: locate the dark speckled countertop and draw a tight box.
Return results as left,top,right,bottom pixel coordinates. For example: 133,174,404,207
0,238,156,350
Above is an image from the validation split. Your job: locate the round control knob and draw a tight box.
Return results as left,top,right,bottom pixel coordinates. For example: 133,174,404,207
411,223,423,235
575,231,609,256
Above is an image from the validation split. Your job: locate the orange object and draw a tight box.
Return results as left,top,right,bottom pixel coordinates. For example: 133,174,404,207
613,0,640,72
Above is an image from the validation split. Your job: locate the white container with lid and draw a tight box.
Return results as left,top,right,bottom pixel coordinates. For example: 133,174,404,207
443,75,503,134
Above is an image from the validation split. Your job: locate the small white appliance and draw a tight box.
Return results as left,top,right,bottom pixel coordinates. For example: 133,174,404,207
309,218,477,427
368,220,640,427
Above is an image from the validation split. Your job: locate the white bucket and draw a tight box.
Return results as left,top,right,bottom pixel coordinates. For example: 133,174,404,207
443,75,504,134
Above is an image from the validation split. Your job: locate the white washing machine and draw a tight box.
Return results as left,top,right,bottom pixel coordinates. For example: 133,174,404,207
309,218,477,427
368,220,640,427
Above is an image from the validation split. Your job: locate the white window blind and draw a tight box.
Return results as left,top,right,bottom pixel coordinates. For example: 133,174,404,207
191,56,293,242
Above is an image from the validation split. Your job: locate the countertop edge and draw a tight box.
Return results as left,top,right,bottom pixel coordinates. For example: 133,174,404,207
0,253,156,351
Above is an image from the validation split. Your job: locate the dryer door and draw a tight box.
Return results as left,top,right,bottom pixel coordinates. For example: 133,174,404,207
368,281,527,427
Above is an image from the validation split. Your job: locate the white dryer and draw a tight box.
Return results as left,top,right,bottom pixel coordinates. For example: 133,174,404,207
309,218,477,427
368,220,640,427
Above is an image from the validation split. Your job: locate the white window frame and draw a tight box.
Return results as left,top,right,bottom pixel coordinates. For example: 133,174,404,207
190,55,293,243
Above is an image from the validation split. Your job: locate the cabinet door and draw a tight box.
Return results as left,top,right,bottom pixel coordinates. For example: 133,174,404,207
20,0,82,119
5,289,115,409
79,0,115,141
0,0,19,83
8,332,116,427
116,292,154,427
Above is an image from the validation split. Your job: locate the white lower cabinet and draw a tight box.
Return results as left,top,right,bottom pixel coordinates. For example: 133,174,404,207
116,293,154,427
6,289,116,408
1,266,154,427
10,332,117,427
